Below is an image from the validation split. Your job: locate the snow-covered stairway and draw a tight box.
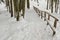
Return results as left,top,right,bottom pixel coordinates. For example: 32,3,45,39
6,8,53,40
0,3,54,40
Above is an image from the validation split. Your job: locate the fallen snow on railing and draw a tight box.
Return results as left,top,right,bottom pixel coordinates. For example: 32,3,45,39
33,5,59,36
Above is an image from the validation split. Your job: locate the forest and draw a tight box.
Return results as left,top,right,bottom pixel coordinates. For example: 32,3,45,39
0,0,60,40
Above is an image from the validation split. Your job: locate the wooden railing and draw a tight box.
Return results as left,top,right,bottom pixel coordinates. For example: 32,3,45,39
33,6,59,36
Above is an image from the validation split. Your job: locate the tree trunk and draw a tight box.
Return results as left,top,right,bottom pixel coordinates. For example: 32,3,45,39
16,11,19,21
47,0,49,10
10,0,13,17
51,0,53,13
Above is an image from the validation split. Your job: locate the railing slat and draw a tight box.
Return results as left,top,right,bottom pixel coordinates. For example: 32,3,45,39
41,11,43,19
44,12,46,21
48,14,50,20
54,19,58,28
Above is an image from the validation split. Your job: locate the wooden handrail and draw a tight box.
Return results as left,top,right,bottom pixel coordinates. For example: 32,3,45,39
33,6,59,36
33,6,59,20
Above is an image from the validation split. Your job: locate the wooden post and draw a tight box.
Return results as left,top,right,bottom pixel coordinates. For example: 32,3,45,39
38,10,40,16
44,12,46,21
47,15,49,25
36,8,38,13
54,19,58,28
41,11,43,19
37,8,39,13
36,8,37,13
48,14,50,20
47,14,50,25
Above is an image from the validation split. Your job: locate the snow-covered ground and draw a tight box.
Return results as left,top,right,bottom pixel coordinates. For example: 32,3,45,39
0,0,60,40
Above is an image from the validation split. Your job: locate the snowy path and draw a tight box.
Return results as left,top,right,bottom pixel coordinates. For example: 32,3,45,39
0,2,59,40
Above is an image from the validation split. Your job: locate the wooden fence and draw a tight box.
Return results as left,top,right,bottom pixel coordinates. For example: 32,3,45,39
33,6,59,36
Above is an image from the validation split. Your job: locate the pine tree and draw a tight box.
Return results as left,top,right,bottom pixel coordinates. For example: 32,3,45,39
5,0,30,21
